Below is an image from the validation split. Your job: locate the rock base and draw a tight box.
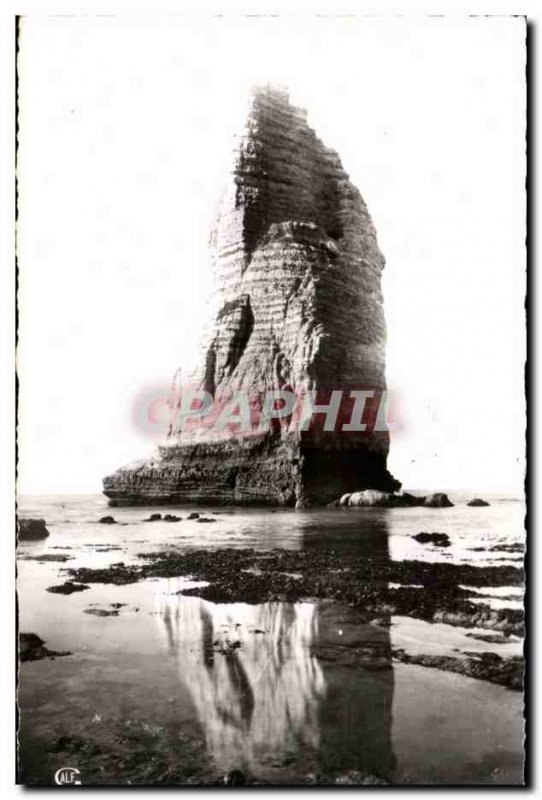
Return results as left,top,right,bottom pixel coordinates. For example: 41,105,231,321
104,435,399,508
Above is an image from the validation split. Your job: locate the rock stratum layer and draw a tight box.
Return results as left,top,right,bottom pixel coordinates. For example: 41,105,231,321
104,85,399,507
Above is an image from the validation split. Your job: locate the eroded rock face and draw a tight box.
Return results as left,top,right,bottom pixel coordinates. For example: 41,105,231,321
104,85,399,507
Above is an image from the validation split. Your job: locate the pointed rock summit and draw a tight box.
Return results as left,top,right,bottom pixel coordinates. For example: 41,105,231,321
104,84,399,507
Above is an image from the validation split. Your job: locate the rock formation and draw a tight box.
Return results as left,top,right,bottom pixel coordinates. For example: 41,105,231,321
19,633,71,662
335,490,454,509
423,493,454,508
17,518,50,541
412,532,451,547
104,85,399,507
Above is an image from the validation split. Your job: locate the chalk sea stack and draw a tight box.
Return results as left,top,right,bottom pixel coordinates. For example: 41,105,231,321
104,85,399,507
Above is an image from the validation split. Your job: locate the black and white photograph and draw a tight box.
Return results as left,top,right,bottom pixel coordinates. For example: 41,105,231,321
14,12,527,787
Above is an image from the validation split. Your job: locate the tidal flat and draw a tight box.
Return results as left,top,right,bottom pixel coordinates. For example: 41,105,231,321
17,493,525,785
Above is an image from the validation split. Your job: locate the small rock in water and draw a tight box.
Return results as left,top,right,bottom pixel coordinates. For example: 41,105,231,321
18,518,50,541
347,490,391,507
47,581,91,594
164,514,182,522
393,647,523,691
145,513,162,521
19,633,71,662
423,493,454,508
19,633,46,661
413,532,451,547
491,543,523,553
98,516,116,524
465,632,511,644
84,607,120,617
467,498,490,507
197,517,217,523
187,512,200,520
336,490,424,508
22,553,71,562
222,770,246,785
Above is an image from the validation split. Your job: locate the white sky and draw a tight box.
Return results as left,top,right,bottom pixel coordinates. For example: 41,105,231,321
16,15,526,495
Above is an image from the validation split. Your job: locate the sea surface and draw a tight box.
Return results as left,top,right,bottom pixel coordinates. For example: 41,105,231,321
17,492,525,785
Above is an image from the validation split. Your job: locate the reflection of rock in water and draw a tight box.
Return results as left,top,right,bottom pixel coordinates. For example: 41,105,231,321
156,590,326,775
155,526,395,782
304,516,395,782
314,605,395,782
